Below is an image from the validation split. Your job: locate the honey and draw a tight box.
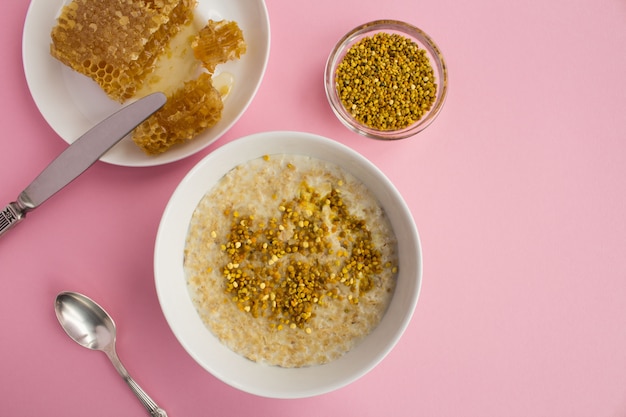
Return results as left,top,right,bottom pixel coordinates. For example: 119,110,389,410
50,1,247,155
50,0,195,102
192,20,247,73
132,72,223,155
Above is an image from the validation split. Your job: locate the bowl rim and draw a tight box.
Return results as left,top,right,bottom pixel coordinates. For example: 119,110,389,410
154,131,423,398
325,19,448,140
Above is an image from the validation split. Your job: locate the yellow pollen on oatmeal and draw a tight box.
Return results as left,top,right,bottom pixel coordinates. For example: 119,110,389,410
184,154,398,368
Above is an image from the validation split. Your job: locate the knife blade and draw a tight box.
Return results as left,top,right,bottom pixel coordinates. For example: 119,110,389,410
0,92,166,237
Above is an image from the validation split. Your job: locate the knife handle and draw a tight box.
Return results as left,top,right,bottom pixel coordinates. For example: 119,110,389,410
0,202,26,237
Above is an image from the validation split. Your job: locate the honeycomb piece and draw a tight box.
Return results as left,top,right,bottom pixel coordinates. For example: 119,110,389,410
132,72,224,155
192,20,247,73
50,0,195,102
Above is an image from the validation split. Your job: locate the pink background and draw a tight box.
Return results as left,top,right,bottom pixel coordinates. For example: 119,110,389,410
2,0,626,416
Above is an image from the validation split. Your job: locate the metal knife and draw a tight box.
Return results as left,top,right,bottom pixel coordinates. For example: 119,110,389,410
0,92,166,238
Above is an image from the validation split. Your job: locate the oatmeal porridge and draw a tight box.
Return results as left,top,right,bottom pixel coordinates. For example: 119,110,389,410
184,154,398,367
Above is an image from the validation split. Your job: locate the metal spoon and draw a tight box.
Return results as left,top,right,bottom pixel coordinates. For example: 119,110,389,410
55,291,168,417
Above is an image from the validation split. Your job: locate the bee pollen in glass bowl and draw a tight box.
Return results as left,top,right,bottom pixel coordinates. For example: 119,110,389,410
336,32,437,131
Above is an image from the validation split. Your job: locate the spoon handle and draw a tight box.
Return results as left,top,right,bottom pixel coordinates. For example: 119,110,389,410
106,348,168,417
125,376,169,417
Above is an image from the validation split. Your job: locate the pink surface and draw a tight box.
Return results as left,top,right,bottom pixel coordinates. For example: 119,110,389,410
1,0,626,415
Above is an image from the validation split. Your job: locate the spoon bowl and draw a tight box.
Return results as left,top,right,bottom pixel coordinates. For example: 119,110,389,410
55,291,167,417
55,292,116,350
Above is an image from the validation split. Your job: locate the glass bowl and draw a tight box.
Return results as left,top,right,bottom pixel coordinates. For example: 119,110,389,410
325,20,448,140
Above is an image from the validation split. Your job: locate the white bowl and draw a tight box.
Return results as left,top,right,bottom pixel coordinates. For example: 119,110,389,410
22,0,271,167
154,131,422,398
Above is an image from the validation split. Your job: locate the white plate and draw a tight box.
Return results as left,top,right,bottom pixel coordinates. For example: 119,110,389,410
22,0,270,167
154,131,422,398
